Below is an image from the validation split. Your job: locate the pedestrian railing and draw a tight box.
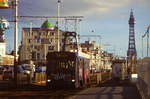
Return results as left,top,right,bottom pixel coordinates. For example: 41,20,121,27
137,57,150,99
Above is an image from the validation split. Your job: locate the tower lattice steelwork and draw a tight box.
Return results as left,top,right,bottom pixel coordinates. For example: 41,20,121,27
127,10,137,73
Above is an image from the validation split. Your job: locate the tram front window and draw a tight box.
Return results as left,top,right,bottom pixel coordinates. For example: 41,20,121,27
47,60,75,81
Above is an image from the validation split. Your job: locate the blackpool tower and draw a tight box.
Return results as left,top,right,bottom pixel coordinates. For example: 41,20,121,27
127,10,137,73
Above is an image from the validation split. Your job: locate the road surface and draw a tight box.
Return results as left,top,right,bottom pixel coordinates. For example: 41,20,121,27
0,79,141,99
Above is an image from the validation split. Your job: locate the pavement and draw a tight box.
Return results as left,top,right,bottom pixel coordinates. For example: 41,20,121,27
70,86,141,99
70,79,141,99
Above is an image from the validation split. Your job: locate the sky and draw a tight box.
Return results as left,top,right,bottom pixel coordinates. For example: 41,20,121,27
0,0,150,58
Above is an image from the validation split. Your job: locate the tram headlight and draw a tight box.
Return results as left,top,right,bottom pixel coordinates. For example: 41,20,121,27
47,79,51,82
71,79,75,82
26,70,30,74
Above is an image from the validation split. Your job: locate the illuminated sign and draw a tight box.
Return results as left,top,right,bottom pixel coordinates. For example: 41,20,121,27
0,0,9,8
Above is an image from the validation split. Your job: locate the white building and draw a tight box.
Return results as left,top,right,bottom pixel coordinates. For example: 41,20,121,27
80,40,102,71
0,42,6,56
101,51,113,70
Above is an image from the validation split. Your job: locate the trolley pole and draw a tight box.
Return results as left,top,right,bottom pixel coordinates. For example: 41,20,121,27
13,0,19,86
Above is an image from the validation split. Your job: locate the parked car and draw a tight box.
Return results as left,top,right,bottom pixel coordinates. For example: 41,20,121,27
17,65,32,74
17,65,23,73
124,74,131,80
35,66,46,73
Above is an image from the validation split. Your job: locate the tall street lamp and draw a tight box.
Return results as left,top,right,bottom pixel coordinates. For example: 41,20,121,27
0,0,19,85
13,0,19,86
57,0,61,52
142,25,150,57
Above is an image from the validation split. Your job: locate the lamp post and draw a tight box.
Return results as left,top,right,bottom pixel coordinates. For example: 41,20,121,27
13,0,19,86
142,25,150,57
57,0,61,52
141,25,150,66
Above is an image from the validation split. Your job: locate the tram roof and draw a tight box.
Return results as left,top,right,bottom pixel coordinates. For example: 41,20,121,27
47,51,91,59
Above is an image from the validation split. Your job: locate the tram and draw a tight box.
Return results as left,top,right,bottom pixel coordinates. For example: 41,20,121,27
46,51,91,88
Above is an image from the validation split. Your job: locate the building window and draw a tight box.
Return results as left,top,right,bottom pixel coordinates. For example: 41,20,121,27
37,46,40,51
49,38,53,43
34,36,37,39
28,32,30,37
41,38,44,43
30,45,33,48
34,45,37,49
37,39,40,43
42,31,44,34
37,53,40,60
47,32,50,36
45,38,48,44
28,39,31,43
32,52,36,61
51,32,54,36
39,32,41,36
32,31,34,36
48,46,54,50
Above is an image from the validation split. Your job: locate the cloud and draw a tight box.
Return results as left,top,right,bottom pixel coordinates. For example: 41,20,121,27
60,0,130,15
131,0,150,7
18,0,131,16
1,0,149,19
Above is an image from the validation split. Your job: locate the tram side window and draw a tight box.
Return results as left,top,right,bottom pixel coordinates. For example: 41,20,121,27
68,60,75,74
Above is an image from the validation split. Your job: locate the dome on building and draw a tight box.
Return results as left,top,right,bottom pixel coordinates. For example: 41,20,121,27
41,20,54,30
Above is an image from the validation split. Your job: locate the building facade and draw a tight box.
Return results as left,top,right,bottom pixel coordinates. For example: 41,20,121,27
20,20,65,65
80,40,113,71
101,51,113,70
